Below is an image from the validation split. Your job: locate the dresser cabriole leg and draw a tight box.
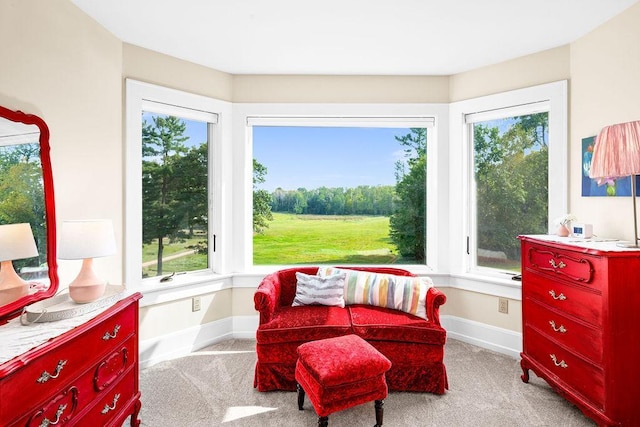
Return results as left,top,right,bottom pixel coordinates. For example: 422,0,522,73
520,359,530,383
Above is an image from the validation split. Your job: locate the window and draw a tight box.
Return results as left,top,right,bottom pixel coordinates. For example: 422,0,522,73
450,80,568,277
125,80,228,288
141,105,212,278
243,112,440,269
468,109,549,272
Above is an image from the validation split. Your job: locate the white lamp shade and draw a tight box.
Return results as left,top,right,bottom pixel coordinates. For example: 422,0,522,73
0,223,38,262
58,219,117,260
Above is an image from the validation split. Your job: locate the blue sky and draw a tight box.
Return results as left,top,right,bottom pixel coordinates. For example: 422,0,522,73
143,112,415,193
253,126,413,192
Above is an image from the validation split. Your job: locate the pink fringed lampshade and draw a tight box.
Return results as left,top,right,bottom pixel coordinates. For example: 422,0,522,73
589,120,640,247
590,120,640,182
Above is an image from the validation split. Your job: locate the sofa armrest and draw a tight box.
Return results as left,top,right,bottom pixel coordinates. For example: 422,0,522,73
254,273,281,325
426,287,446,327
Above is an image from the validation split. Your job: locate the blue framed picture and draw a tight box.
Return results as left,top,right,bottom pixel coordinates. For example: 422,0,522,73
582,136,640,196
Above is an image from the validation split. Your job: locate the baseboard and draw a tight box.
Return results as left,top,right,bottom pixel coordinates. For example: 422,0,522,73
441,315,522,359
140,314,522,368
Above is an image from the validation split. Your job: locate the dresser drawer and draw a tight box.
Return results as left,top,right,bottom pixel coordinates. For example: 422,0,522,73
12,337,136,427
0,303,136,416
524,243,600,287
80,367,136,426
524,273,602,326
525,327,604,409
524,299,602,364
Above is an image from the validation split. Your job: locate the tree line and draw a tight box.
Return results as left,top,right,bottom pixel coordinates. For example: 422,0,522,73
268,185,396,216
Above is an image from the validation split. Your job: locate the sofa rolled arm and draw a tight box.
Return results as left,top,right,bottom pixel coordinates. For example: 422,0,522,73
426,287,446,327
254,273,281,325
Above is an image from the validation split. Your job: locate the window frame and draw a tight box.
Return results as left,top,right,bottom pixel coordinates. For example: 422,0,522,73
125,79,232,293
449,81,568,284
232,103,450,274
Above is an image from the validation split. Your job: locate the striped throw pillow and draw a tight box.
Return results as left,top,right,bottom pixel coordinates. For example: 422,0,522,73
317,267,432,319
292,272,347,307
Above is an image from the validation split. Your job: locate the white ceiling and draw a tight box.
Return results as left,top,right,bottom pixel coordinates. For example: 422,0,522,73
71,0,638,76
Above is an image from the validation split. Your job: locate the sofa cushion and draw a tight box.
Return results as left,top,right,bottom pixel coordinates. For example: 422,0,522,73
255,305,353,344
348,305,446,345
292,272,346,307
317,266,432,319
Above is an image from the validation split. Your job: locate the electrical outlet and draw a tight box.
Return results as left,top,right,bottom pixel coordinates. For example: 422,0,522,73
498,297,509,314
192,297,201,312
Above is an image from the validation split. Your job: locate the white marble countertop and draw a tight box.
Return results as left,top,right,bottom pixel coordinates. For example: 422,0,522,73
522,234,640,252
0,290,127,365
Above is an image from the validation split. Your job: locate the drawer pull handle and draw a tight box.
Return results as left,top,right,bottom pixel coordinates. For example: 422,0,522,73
37,360,67,383
549,259,566,269
101,393,120,415
40,403,67,427
550,354,568,368
548,290,567,300
549,320,567,333
102,324,121,340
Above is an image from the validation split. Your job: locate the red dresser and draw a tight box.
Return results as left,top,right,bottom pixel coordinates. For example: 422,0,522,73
519,236,640,426
0,293,142,427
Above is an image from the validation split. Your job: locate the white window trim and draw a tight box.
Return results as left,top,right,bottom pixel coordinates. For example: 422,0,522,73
232,102,450,274
448,80,568,290
124,79,233,293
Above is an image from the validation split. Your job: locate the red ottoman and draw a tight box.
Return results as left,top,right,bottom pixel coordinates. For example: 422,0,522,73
295,334,392,426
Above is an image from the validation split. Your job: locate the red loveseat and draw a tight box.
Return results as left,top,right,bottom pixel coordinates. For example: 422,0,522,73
253,266,448,394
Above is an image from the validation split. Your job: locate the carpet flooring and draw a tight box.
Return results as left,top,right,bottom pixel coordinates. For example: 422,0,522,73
137,338,596,426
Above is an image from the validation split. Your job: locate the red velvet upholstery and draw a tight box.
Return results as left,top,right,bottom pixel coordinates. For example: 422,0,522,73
254,266,448,393
295,335,391,417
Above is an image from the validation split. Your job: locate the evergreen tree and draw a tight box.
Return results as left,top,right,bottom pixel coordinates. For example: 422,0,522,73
142,115,189,276
253,159,273,233
389,128,427,261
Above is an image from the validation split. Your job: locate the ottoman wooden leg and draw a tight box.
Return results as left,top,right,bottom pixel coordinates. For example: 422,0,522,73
318,416,329,426
297,383,305,410
374,399,384,426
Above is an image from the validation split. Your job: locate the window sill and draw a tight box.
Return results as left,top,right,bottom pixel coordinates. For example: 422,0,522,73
130,267,522,308
131,272,234,308
448,272,522,300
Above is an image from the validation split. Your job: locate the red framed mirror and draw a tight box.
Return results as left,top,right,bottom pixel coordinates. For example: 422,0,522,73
0,105,58,323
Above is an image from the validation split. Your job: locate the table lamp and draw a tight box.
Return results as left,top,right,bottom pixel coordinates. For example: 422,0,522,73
58,219,117,303
589,120,640,247
0,223,39,305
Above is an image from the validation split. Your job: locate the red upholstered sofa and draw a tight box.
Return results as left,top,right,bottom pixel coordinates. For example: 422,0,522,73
253,266,448,394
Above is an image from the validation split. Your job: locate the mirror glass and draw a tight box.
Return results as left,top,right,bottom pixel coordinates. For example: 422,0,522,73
0,106,57,322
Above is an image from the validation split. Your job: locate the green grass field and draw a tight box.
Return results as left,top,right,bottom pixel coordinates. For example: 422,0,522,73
142,233,207,277
143,213,402,276
253,213,399,264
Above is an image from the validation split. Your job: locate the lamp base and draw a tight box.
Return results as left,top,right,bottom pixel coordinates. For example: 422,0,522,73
0,260,30,305
0,283,29,305
68,258,107,303
69,283,106,303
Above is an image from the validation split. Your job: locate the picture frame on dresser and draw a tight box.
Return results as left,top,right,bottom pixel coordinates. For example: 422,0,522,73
519,235,640,426
0,105,142,426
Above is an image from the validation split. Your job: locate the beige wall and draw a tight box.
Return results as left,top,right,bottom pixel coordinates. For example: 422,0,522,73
570,2,640,242
0,0,123,286
449,45,571,102
123,44,234,102
233,75,449,103
139,289,233,339
3,0,640,341
440,288,522,332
